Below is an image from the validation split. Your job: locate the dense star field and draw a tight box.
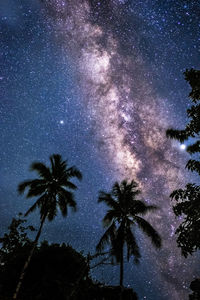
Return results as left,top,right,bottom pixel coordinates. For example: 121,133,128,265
0,1,200,299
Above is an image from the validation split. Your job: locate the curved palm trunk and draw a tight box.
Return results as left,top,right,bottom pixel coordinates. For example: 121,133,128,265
13,213,46,300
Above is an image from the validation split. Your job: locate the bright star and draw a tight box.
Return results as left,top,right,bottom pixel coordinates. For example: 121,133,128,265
180,144,186,150
60,120,64,125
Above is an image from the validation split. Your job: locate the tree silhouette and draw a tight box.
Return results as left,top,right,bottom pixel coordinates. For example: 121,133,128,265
1,240,90,300
0,214,35,266
189,279,200,300
166,69,200,257
13,154,82,299
96,180,161,288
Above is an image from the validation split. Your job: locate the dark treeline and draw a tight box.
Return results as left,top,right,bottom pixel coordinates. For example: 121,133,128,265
0,69,200,299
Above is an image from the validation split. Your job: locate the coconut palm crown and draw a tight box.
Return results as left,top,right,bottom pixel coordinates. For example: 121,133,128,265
18,154,82,220
96,180,161,287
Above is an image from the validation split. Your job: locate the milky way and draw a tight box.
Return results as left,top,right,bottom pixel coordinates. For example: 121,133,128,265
41,1,198,298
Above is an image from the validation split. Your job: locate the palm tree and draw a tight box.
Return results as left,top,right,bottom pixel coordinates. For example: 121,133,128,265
13,154,82,300
96,180,161,289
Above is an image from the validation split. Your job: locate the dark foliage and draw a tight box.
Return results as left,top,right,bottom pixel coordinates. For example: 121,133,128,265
0,241,90,300
189,279,200,300
170,184,200,257
166,69,200,257
0,214,35,265
87,284,138,300
0,220,138,300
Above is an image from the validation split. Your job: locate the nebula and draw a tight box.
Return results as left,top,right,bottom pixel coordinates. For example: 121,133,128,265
42,1,197,298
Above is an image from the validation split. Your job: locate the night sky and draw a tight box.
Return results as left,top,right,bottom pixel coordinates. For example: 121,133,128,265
1,1,200,299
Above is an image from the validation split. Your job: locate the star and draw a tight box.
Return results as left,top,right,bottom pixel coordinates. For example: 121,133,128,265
180,144,186,150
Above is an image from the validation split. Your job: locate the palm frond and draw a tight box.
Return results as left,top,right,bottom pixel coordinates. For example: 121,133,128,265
26,184,47,198
66,166,82,180
30,162,51,180
130,200,157,216
18,180,35,194
96,222,116,253
121,180,129,191
98,192,119,210
24,194,47,216
51,154,62,167
103,209,120,227
58,188,77,212
111,182,122,198
58,194,68,217
111,223,125,262
129,180,139,189
130,190,141,198
134,216,161,248
51,154,67,179
120,180,139,194
117,180,141,206
47,200,57,221
50,155,55,175
125,227,141,263
61,180,77,190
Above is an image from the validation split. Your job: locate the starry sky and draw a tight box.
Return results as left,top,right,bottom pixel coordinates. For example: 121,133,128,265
0,1,200,299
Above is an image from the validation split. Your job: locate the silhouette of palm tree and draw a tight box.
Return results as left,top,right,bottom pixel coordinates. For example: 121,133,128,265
96,180,161,288
13,154,82,299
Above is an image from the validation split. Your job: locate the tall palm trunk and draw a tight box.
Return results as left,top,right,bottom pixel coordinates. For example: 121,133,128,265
13,213,47,300
120,244,124,300
120,245,124,287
